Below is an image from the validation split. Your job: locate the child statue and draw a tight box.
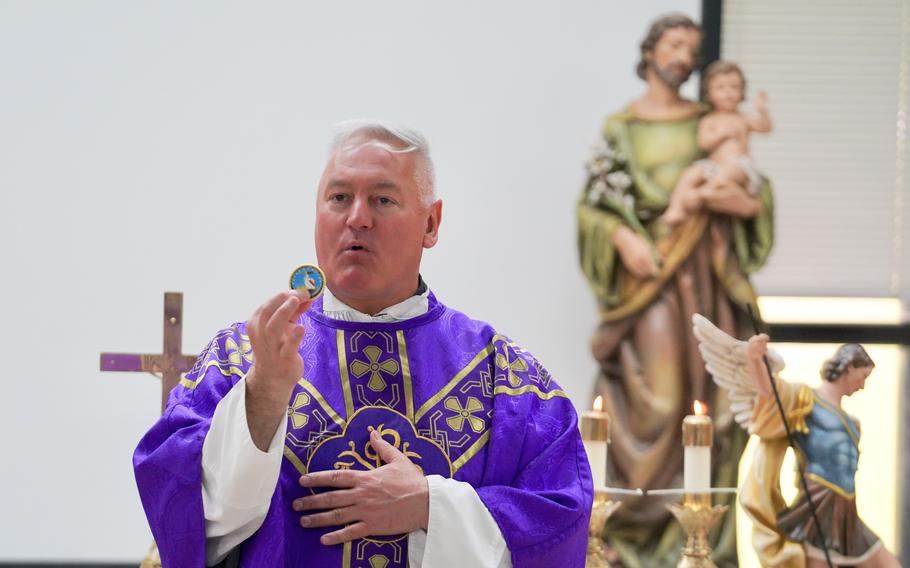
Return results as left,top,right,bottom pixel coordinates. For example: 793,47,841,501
662,61,772,226
692,314,900,567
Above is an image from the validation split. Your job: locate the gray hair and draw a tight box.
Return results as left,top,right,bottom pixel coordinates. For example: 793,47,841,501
329,119,437,207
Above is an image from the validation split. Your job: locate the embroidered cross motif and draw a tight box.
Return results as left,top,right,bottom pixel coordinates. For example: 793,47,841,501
287,391,312,429
224,336,253,366
351,345,400,392
444,396,486,433
495,352,528,387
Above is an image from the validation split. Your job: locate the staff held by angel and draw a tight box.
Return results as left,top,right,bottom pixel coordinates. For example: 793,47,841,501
692,314,900,568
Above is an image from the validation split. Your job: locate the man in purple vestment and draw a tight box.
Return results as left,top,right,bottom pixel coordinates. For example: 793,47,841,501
134,120,593,568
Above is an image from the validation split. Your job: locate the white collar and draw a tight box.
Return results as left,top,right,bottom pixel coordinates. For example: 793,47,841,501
322,287,430,323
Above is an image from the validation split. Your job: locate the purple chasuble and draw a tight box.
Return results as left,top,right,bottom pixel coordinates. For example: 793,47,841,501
134,293,593,567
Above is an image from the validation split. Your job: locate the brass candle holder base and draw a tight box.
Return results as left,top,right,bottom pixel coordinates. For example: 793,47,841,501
140,542,162,568
666,493,728,568
586,489,622,568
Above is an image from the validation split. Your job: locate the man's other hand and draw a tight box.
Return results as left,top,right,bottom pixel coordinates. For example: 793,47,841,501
294,429,431,545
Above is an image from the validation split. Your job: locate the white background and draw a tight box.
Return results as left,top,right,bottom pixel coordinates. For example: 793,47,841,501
0,1,699,561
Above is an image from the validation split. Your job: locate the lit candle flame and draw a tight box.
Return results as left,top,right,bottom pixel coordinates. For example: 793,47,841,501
593,395,603,412
693,400,708,416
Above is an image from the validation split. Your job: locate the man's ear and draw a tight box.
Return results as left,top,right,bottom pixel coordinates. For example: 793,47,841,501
423,199,442,249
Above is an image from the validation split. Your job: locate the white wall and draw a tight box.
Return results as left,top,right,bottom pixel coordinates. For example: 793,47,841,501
0,1,698,561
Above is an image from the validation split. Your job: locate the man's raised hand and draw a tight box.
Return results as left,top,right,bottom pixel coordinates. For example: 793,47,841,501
245,290,313,450
293,429,430,545
247,290,313,390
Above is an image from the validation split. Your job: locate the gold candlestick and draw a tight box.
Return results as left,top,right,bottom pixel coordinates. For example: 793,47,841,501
669,400,726,568
667,495,728,568
581,397,615,567
586,488,621,568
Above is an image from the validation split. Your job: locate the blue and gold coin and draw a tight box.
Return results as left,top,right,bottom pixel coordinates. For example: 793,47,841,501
289,264,325,300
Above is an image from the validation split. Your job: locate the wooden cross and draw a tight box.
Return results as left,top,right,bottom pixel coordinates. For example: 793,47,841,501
100,292,198,412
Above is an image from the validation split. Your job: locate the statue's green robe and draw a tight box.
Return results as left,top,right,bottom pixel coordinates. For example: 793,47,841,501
577,108,774,568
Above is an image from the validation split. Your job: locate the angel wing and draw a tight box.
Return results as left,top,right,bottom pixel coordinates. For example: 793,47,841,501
691,313,785,429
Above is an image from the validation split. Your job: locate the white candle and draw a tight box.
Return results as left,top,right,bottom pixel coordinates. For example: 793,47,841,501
682,400,712,493
581,395,610,487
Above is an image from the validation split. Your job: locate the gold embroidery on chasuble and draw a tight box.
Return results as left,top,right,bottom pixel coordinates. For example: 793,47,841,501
491,336,568,401
333,422,424,471
414,338,498,474
288,392,311,429
337,330,415,420
306,406,453,478
444,396,486,433
495,349,529,387
284,378,346,475
344,540,405,568
351,346,400,392
179,327,253,390
412,335,568,474
366,551,392,568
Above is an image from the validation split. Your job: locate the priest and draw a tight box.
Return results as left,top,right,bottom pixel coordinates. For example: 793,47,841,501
134,120,593,568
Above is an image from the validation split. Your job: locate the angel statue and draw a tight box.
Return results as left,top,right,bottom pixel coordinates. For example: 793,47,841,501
692,314,900,568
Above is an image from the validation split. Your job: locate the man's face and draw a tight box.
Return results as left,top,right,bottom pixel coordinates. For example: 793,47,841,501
648,26,701,89
707,72,744,112
314,137,441,311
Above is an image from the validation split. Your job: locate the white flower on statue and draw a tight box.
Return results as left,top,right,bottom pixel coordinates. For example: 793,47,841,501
585,140,617,177
591,139,614,159
587,180,608,204
606,171,632,191
585,157,612,177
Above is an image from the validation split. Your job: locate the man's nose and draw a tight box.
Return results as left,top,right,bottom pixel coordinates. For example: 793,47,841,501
346,197,373,229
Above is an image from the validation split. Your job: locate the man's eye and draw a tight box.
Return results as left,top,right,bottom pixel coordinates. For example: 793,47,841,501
331,194,347,202
376,197,395,206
